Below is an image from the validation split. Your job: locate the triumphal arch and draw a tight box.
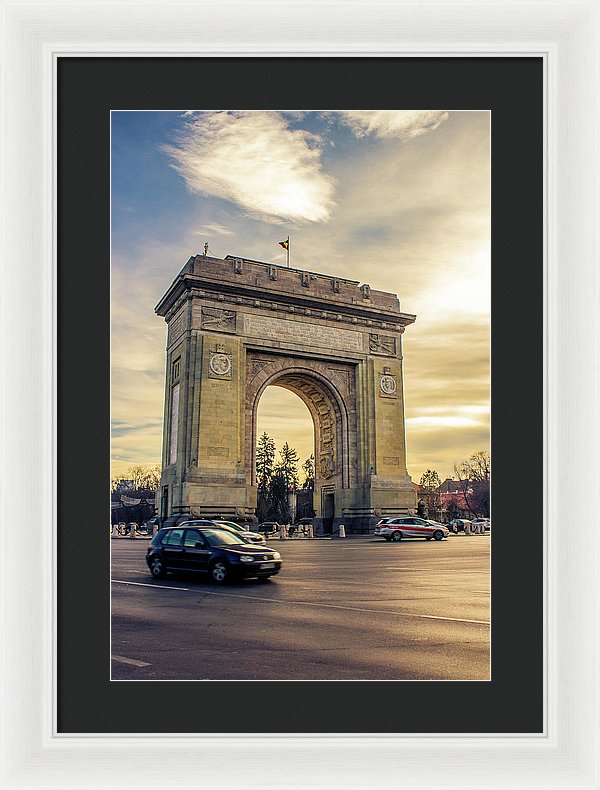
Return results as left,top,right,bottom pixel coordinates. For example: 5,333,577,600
156,254,417,533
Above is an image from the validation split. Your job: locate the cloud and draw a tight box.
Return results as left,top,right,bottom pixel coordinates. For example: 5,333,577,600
337,110,449,140
193,223,233,237
164,111,336,223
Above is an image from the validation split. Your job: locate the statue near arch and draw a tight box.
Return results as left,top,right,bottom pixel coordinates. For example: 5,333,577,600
156,253,417,534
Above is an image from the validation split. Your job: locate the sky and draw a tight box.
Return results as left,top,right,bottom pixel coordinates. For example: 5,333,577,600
111,110,490,484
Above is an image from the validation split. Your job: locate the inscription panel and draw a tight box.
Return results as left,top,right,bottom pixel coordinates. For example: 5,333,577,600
207,447,229,458
383,456,400,466
244,314,363,352
168,308,187,346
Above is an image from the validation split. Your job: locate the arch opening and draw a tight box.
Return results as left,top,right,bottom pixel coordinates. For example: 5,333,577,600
246,361,355,532
256,386,315,475
255,386,316,525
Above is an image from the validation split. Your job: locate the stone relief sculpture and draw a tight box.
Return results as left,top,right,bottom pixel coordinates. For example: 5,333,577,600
249,359,273,379
319,452,335,479
369,333,397,356
201,306,236,333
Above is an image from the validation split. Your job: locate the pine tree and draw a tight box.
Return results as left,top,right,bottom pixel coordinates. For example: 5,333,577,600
275,442,299,490
256,432,275,522
256,432,275,493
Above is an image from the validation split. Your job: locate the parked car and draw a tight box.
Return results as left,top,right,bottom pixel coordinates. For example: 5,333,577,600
213,519,266,544
374,517,449,541
146,525,282,583
178,518,266,544
447,518,472,534
257,521,280,535
471,518,490,533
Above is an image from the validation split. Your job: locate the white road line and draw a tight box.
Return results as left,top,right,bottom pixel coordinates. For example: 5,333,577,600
111,579,190,591
203,591,491,626
111,654,152,668
111,580,490,625
385,567,483,572
383,568,439,571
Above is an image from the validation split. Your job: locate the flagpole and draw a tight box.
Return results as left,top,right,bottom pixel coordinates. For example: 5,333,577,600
287,236,290,268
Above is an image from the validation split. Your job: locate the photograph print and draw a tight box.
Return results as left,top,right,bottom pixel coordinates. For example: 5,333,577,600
111,109,490,681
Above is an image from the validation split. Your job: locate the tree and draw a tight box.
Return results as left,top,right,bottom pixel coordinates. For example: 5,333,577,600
110,464,161,526
267,443,299,524
446,498,463,521
453,450,490,517
275,443,299,491
302,454,315,491
269,470,292,523
419,469,442,520
125,464,161,491
256,433,275,492
256,432,276,522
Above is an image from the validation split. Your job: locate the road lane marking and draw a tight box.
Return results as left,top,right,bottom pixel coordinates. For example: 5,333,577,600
111,654,152,668
111,580,489,626
111,579,190,591
203,591,491,626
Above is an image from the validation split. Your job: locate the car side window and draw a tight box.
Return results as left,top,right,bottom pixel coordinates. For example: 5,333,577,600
162,529,184,546
184,529,205,548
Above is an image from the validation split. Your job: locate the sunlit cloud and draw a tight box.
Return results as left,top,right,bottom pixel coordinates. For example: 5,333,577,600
407,416,482,429
193,223,233,237
164,111,336,223
337,110,449,139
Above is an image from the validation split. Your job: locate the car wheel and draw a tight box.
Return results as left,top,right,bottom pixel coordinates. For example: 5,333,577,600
149,557,165,578
391,531,403,542
433,530,444,541
210,560,230,584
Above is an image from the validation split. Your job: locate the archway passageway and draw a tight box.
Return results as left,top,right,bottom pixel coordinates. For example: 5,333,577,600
255,386,315,525
256,386,314,473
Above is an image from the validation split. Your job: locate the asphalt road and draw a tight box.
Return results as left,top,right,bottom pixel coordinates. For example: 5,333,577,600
111,534,490,680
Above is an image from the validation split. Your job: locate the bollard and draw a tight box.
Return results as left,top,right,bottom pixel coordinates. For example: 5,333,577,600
338,524,346,538
307,525,314,539
279,523,287,540
129,523,137,539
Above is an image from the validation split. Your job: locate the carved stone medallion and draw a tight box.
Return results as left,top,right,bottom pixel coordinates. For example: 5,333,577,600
379,372,397,398
209,351,232,379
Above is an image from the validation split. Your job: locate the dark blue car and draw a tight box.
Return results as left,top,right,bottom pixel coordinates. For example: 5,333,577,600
146,526,282,584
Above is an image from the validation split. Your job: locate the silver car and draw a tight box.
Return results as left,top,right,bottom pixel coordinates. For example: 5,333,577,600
213,520,267,544
374,517,449,541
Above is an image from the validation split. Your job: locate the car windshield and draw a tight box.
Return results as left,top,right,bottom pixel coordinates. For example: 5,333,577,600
202,528,247,547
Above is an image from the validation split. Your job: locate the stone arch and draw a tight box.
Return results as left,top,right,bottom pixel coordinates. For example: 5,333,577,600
245,355,357,496
156,253,417,531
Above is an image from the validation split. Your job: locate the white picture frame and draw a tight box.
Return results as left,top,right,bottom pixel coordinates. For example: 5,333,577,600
1,1,598,788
